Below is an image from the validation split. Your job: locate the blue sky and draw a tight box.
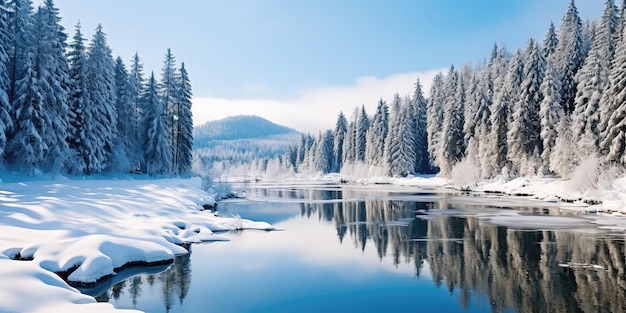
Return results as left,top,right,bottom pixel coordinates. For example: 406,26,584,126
48,0,603,132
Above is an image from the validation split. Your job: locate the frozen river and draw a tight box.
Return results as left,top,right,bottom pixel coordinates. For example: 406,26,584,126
85,183,626,313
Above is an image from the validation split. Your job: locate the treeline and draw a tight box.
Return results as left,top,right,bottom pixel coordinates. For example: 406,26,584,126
260,0,626,180
0,0,193,176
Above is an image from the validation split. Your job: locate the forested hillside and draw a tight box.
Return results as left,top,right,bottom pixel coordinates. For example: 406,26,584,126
245,0,626,181
0,0,193,176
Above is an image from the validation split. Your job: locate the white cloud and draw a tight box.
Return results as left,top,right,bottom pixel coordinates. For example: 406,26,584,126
192,69,445,133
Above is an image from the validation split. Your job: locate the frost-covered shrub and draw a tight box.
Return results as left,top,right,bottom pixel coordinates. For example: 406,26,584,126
568,155,601,192
450,158,481,188
213,182,234,199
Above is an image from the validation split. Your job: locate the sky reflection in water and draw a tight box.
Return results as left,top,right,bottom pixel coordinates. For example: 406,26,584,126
95,184,626,313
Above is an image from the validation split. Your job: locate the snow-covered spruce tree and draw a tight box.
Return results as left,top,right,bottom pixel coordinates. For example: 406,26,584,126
555,0,586,113
463,72,480,148
412,78,429,173
128,52,145,171
599,21,626,165
342,109,358,164
315,129,334,174
439,66,465,175
142,72,172,175
572,0,618,152
66,22,87,174
389,104,417,177
332,111,347,172
480,45,510,178
0,0,13,157
543,22,559,62
385,93,402,173
175,62,193,175
426,73,444,166
84,24,117,173
365,99,388,167
539,60,564,173
507,39,545,176
160,48,179,173
112,57,134,171
5,0,48,172
355,105,369,162
472,69,494,178
35,0,72,173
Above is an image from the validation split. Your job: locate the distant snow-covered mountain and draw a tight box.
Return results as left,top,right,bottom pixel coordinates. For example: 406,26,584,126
194,115,298,143
193,115,301,162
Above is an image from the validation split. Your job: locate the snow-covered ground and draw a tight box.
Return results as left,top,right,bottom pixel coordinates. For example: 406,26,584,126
0,177,275,313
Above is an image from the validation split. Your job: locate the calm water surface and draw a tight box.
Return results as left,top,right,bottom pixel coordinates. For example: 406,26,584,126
83,183,626,313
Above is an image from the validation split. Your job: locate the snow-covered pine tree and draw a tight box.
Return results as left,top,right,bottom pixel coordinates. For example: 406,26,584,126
0,0,12,157
66,21,87,174
128,52,145,171
543,22,559,62
332,111,347,172
472,68,493,178
507,39,545,176
142,72,172,175
555,0,586,113
599,20,626,165
112,57,134,171
160,48,179,173
573,0,619,152
5,0,48,172
365,99,388,167
84,24,117,173
412,78,429,173
439,66,465,174
34,0,71,173
6,0,35,110
175,62,193,175
385,93,402,173
315,129,334,174
356,105,369,162
426,73,444,166
389,103,417,177
539,60,564,173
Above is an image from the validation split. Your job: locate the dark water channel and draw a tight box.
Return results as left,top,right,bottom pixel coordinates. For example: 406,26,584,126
83,183,626,313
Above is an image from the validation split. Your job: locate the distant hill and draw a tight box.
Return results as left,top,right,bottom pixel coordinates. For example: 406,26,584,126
193,116,301,162
194,115,297,142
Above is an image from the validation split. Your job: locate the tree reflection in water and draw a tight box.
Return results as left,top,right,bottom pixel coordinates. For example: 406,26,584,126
284,185,626,313
98,185,626,313
95,252,191,312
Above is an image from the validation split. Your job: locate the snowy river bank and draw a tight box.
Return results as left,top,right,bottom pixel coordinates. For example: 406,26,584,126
0,177,275,313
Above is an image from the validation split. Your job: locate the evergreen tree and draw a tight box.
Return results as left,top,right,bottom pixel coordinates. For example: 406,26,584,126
439,66,465,174
332,112,347,172
555,0,586,113
175,62,193,175
385,93,402,173
355,105,369,162
365,99,388,166
507,39,545,175
315,129,334,174
389,103,417,177
600,22,626,164
0,0,13,157
543,22,559,62
143,72,172,175
66,21,88,174
573,0,618,150
83,24,117,173
426,73,444,165
160,48,179,172
551,114,577,177
128,52,145,170
539,61,564,172
113,57,134,171
412,78,429,173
